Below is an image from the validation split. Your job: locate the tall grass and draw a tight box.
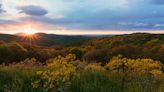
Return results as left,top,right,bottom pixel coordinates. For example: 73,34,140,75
0,66,163,92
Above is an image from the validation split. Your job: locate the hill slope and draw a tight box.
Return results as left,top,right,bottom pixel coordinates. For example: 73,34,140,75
81,33,164,63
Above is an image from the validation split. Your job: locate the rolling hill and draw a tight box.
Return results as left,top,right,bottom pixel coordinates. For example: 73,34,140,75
0,33,93,46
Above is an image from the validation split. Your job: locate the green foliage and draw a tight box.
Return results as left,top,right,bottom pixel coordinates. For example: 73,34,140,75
0,67,39,92
83,49,109,63
0,42,27,64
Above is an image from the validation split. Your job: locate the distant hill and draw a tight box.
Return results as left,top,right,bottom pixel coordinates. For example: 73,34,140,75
0,33,98,46
1,33,164,46
33,33,92,46
0,34,18,42
85,33,164,45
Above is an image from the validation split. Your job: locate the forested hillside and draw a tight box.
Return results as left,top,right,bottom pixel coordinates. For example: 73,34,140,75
0,33,164,64
0,33,164,92
82,33,164,63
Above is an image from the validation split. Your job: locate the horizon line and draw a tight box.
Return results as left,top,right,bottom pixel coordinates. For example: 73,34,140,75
0,30,164,35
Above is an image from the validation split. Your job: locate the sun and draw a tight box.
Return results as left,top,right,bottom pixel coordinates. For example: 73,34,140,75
22,28,37,35
19,28,41,45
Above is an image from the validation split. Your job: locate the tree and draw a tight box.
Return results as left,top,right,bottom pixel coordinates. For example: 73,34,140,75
83,48,109,64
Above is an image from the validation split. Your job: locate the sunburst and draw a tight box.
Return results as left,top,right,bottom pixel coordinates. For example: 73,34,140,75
19,28,41,46
22,28,37,35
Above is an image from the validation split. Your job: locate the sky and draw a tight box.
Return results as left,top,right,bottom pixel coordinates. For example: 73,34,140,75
0,0,164,35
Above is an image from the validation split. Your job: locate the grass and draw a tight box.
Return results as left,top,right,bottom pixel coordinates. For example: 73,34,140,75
73,70,122,92
0,66,163,92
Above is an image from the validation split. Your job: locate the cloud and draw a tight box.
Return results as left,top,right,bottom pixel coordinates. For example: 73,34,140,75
0,19,24,32
0,3,6,13
17,15,152,30
18,5,48,16
154,24,164,28
1,0,164,33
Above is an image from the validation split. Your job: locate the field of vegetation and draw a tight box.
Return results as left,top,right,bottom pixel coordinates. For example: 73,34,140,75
0,33,164,92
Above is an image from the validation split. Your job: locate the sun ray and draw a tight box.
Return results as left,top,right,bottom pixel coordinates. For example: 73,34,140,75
18,28,41,46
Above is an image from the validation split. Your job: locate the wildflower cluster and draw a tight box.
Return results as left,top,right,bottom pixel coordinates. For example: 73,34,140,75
32,54,79,92
105,55,164,75
85,63,106,72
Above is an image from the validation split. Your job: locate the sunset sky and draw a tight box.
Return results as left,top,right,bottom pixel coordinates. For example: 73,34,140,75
0,0,164,35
